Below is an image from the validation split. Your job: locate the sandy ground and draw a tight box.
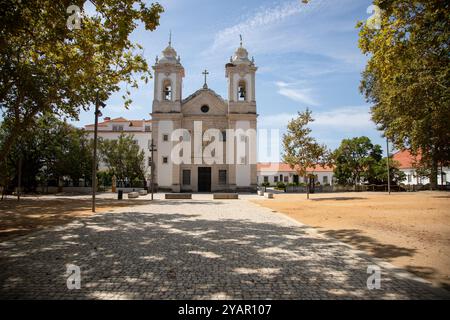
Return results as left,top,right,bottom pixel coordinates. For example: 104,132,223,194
251,191,450,290
0,194,153,241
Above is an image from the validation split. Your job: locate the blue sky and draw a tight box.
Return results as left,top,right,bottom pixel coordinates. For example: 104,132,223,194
77,0,384,161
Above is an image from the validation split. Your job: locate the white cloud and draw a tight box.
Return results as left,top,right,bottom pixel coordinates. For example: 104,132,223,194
206,0,324,55
259,106,373,131
312,107,372,130
211,1,306,49
204,0,367,71
275,81,319,106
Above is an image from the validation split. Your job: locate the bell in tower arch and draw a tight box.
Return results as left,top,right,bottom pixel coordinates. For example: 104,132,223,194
238,81,246,101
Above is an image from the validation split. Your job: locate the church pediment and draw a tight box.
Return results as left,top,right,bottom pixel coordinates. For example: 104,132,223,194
182,88,227,116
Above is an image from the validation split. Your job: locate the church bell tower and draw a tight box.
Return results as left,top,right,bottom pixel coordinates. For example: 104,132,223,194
225,36,258,191
151,35,185,192
225,36,257,114
152,34,185,114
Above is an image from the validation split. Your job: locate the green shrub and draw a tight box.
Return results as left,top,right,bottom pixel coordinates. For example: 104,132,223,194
276,182,286,189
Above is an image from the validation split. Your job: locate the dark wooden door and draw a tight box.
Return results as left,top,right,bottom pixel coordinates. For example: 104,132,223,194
198,167,211,192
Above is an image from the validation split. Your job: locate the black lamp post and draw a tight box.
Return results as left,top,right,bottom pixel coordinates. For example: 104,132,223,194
92,91,106,212
386,137,391,195
149,139,157,201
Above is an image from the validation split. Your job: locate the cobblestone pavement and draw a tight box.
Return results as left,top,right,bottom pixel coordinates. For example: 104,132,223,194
0,195,448,299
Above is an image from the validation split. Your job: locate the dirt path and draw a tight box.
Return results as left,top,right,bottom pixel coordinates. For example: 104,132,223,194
251,191,450,290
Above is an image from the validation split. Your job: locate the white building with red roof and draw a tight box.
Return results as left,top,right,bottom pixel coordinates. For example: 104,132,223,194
84,117,153,174
257,162,334,186
393,150,449,186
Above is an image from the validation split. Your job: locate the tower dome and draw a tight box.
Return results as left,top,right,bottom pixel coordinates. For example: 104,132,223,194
157,32,180,65
231,35,251,65
158,44,178,64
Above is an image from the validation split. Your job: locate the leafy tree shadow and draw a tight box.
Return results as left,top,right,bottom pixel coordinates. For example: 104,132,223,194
319,229,415,260
310,197,367,201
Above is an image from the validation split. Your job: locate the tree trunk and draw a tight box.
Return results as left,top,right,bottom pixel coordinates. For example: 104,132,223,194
430,160,438,190
306,175,310,200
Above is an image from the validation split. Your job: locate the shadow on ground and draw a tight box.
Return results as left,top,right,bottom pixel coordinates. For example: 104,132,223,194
0,198,153,241
0,207,446,300
319,229,415,260
310,197,367,201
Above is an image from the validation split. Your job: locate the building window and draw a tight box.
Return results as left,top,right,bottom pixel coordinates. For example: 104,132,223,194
263,176,269,183
219,170,227,185
284,176,288,183
182,170,191,185
407,174,412,183
274,176,279,183
240,156,246,164
201,105,209,113
323,176,328,184
163,79,172,101
145,125,151,132
238,80,246,101
148,156,152,167
163,134,169,142
162,156,168,164
112,125,124,132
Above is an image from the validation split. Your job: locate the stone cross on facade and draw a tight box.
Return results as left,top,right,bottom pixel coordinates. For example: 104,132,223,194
202,69,209,89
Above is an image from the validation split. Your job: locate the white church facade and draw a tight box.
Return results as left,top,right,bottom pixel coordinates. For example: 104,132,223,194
151,39,258,192
86,38,258,193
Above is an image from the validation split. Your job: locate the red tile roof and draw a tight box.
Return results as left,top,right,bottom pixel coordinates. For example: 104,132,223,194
85,117,152,128
392,150,421,169
257,162,334,173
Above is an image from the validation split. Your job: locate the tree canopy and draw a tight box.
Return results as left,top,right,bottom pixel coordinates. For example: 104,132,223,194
99,133,145,181
0,114,93,195
358,0,450,188
0,0,164,167
332,136,382,186
282,109,329,199
332,136,404,186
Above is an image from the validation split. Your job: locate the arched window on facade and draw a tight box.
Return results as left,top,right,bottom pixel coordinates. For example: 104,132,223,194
237,80,246,101
163,79,172,101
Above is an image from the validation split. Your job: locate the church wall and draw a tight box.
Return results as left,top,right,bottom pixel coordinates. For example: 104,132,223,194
235,120,251,187
180,164,231,192
151,40,258,192
157,120,174,188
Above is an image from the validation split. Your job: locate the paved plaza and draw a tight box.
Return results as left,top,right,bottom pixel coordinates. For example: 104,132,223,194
0,195,448,299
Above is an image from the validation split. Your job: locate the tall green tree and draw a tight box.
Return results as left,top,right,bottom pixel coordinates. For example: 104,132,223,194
358,0,450,189
333,136,382,186
366,157,406,186
282,109,329,199
0,0,164,168
0,114,93,196
99,133,145,181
